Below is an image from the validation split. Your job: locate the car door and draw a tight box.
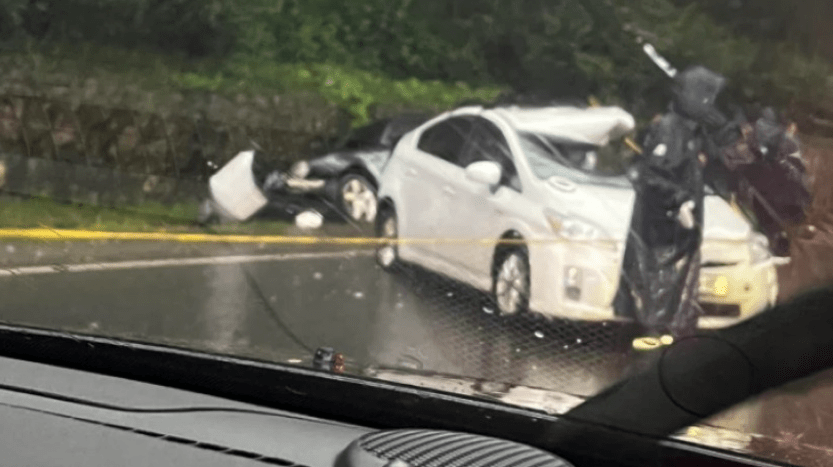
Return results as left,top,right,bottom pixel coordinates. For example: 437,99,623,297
397,117,473,266
438,117,525,285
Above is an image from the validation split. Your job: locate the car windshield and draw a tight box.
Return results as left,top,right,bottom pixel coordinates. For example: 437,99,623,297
519,132,633,185
0,1,830,466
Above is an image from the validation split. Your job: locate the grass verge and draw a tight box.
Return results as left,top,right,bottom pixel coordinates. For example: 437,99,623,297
0,197,291,236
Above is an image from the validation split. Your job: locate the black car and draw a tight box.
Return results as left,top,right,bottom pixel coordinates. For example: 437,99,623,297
197,113,431,226
285,113,431,224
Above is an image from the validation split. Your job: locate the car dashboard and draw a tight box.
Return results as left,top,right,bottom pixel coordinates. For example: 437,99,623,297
0,356,575,467
0,321,809,467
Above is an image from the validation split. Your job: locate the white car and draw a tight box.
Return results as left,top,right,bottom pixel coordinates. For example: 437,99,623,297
375,105,778,329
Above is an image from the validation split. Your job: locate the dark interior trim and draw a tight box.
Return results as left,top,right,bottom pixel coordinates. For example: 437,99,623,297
0,323,793,467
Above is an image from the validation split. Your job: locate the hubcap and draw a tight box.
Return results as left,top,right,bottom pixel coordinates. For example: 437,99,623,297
377,215,397,267
341,179,377,222
495,253,527,315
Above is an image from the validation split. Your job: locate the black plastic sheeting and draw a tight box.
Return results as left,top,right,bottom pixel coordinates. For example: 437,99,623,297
615,66,723,337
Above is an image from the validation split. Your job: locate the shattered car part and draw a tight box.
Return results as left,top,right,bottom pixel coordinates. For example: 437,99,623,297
207,150,269,222
295,210,325,230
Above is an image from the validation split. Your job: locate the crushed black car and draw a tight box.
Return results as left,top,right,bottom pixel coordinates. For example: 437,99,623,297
199,113,431,226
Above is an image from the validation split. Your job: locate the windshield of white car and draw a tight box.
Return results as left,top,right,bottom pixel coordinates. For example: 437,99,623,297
518,132,632,186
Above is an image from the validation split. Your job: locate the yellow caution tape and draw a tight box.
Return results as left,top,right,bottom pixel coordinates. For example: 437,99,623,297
0,228,622,247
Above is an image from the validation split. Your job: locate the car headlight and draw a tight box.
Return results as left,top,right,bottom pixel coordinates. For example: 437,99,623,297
290,160,310,179
546,211,600,241
713,276,729,297
546,208,613,240
749,233,772,264
545,210,619,251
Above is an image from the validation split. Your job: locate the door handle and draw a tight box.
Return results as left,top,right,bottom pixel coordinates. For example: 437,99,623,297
442,186,456,196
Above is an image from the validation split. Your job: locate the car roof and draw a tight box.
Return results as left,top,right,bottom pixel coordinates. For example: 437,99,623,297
487,106,636,146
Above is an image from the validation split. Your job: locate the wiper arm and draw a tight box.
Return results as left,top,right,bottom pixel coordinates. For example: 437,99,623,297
548,287,833,440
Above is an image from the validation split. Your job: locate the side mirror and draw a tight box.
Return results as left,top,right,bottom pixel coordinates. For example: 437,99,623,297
465,161,502,186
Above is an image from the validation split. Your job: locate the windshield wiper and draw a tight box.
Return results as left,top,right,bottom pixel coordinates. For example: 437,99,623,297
548,286,833,440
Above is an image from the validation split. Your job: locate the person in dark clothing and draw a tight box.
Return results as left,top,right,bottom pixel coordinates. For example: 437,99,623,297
698,103,812,256
617,66,736,343
734,109,812,256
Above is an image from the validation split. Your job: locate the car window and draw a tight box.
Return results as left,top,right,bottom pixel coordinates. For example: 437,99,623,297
416,117,472,164
517,132,633,188
460,118,522,191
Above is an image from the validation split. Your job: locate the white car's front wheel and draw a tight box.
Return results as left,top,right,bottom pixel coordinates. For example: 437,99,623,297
338,174,377,223
492,248,530,316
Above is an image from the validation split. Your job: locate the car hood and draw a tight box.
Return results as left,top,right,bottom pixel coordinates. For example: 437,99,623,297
702,195,752,241
308,148,390,179
546,178,752,242
495,106,635,146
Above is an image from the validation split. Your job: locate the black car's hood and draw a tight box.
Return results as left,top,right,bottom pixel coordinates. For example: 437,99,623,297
307,148,390,178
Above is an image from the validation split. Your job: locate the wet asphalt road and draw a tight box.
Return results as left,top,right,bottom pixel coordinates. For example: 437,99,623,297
5,239,833,464
0,242,631,397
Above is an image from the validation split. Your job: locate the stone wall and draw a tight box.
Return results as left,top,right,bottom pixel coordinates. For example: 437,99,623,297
0,57,347,206
0,152,206,207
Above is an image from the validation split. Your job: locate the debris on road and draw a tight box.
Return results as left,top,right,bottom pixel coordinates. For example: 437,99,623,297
295,210,324,230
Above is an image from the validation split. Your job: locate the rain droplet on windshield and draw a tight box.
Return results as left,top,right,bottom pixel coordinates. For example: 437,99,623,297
576,338,583,344
534,331,545,339
354,291,365,299
482,307,494,315
446,292,454,298
313,272,323,280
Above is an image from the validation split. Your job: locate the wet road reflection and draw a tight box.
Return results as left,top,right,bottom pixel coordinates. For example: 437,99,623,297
0,248,632,397
202,264,250,353
369,262,632,396
0,245,831,465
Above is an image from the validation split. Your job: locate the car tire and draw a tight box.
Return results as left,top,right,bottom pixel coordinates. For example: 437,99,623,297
376,207,399,270
337,173,377,224
492,247,530,317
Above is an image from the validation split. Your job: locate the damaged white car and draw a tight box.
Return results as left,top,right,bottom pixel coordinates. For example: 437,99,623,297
375,105,778,329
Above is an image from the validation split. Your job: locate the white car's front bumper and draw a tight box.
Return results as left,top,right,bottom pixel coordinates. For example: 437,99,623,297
697,259,778,329
528,241,623,322
528,241,779,328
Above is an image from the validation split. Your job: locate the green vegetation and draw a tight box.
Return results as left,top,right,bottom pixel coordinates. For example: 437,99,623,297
0,197,290,235
16,41,504,128
170,61,504,126
1,0,832,124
